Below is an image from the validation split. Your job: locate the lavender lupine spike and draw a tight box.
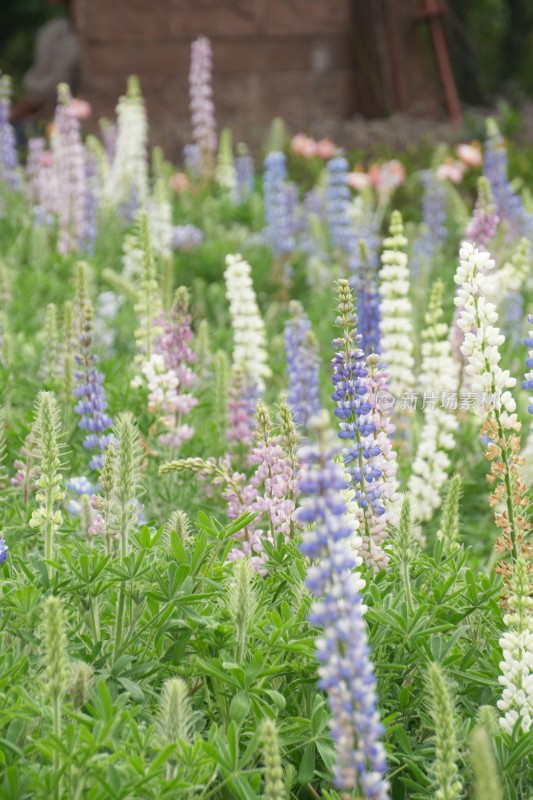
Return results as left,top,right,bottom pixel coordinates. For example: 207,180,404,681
248,401,299,543
297,410,389,798
183,143,201,178
189,36,217,175
364,353,400,530
0,74,19,190
226,364,255,449
145,286,198,450
326,156,352,254
284,301,321,429
73,302,113,470
171,224,203,252
27,138,57,219
465,176,499,249
263,152,294,257
411,170,447,280
484,119,533,241
53,84,88,254
300,188,327,254
83,147,100,253
355,239,381,356
331,279,389,569
523,314,533,428
234,145,254,204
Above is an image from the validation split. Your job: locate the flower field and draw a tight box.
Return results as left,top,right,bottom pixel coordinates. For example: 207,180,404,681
1,37,533,800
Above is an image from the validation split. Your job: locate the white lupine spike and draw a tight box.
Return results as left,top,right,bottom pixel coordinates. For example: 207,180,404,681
379,210,415,395
497,558,533,734
408,281,459,521
224,254,271,392
454,241,517,428
105,77,148,208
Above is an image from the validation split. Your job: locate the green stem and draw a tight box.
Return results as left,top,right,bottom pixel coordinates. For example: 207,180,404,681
52,693,62,799
472,285,519,560
494,408,519,560
89,597,100,640
114,587,125,662
401,558,414,613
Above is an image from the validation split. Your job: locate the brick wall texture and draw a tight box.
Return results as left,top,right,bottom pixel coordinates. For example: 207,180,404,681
75,0,443,158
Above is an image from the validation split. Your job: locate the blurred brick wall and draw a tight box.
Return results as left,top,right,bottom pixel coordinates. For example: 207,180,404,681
75,0,442,159
75,0,364,158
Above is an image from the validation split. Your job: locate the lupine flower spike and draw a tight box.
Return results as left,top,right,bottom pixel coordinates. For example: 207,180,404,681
0,74,19,190
497,556,533,734
426,663,462,800
264,152,294,259
189,36,217,176
469,726,503,800
484,119,533,241
408,280,459,522
105,76,148,210
53,83,88,254
284,300,321,429
454,242,528,568
224,253,271,394
411,170,447,280
216,128,236,192
331,279,391,569
73,301,113,469
261,720,286,800
326,155,352,256
379,210,415,397
157,677,194,779
29,392,65,564
43,596,68,791
297,410,389,797
465,175,499,249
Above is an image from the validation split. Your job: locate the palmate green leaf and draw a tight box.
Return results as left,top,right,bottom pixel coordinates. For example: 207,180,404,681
297,741,315,784
229,691,250,724
502,730,533,770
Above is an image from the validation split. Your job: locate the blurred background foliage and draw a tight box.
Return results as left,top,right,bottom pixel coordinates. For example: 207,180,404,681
0,0,57,91
448,0,533,103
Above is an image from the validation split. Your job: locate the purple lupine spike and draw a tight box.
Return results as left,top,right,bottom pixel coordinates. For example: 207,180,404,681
523,314,533,424
411,170,448,279
53,84,88,254
297,410,389,798
148,287,198,450
326,156,352,254
226,366,255,449
234,150,254,203
331,279,389,569
484,119,533,241
84,148,99,254
248,402,299,542
465,176,499,249
351,234,381,356
0,538,8,563
189,37,217,173
183,143,202,178
171,224,204,251
73,303,113,470
284,301,321,428
263,152,295,257
101,121,117,166
0,74,19,190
